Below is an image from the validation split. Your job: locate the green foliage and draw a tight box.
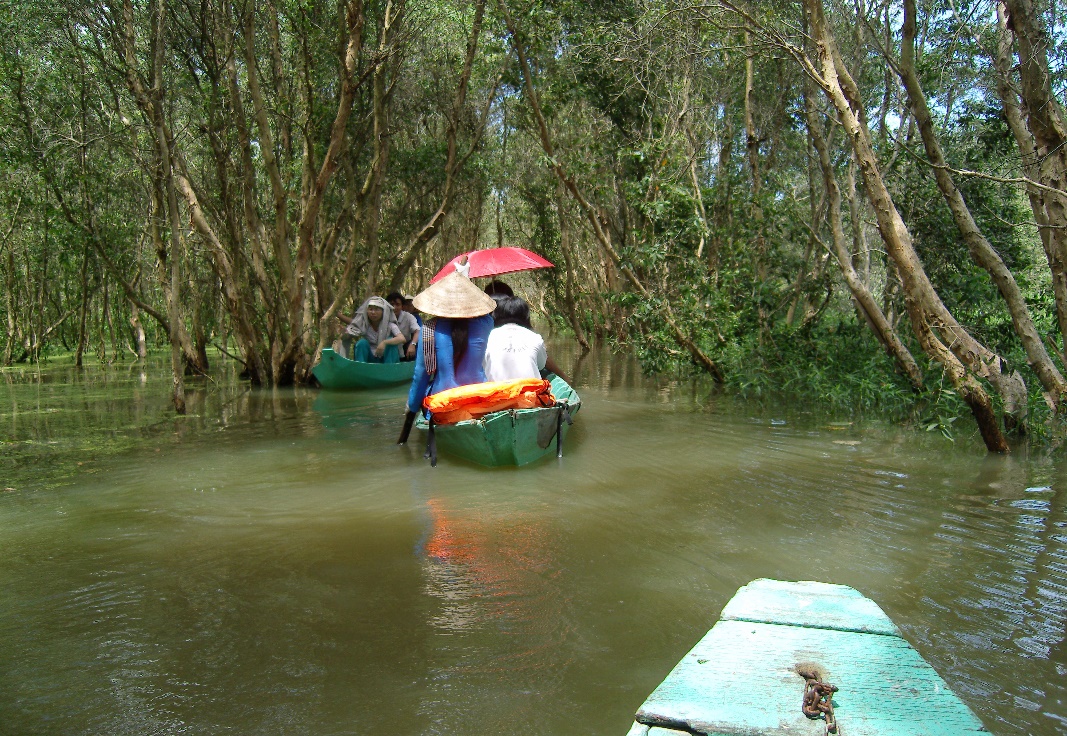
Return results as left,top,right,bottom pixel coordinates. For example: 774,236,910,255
717,321,919,417
2,0,1067,447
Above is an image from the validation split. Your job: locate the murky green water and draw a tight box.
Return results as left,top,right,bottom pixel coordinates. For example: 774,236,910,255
1,347,1065,735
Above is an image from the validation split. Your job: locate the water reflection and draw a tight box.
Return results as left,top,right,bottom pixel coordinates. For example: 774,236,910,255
405,470,575,733
1,349,1066,735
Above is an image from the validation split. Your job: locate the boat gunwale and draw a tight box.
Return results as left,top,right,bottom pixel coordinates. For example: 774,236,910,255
413,396,580,430
411,375,580,466
312,348,416,389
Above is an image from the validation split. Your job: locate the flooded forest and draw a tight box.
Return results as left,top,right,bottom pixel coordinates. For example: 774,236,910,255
3,0,1067,451
4,3,1067,735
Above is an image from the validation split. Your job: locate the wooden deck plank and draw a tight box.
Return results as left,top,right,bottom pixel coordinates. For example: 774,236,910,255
636,620,985,735
720,579,901,636
633,581,987,735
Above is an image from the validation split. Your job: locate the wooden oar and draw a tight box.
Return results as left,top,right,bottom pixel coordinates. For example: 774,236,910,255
424,420,437,467
397,410,417,445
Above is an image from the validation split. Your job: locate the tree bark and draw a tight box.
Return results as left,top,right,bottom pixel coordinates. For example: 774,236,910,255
805,90,923,389
276,0,368,383
898,0,1065,410
708,109,733,275
555,179,589,350
129,302,147,360
75,244,90,368
3,247,16,366
388,0,491,292
801,0,1010,450
499,0,724,381
788,117,824,326
118,0,186,411
845,161,869,287
363,5,397,297
242,3,294,313
744,31,769,337
999,0,1067,363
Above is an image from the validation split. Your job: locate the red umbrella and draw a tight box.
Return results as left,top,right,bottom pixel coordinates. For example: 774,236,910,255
430,247,555,283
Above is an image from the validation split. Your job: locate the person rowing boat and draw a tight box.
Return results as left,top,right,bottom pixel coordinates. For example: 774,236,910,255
405,268,497,408
397,267,497,445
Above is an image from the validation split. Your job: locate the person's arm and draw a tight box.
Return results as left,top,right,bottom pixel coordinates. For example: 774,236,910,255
406,326,421,359
374,328,406,356
544,354,570,384
407,337,430,413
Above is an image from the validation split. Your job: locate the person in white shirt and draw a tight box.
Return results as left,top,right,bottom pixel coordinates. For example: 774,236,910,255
386,291,421,360
483,297,548,382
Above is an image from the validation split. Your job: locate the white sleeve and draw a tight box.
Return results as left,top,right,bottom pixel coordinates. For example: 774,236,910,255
536,337,547,371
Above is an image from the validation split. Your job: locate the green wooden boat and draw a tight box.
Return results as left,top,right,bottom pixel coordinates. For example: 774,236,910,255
628,578,986,736
414,373,580,467
311,348,416,389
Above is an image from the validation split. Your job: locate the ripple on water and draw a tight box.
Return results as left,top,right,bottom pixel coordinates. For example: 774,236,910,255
2,357,1067,735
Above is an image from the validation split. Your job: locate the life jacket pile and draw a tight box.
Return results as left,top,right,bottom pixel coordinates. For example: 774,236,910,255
423,378,556,425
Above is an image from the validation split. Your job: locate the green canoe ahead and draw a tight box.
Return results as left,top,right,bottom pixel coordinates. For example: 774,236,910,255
312,348,416,389
414,373,581,467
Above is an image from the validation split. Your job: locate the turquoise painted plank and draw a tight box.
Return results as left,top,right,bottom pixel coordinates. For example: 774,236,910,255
635,618,986,735
720,579,901,636
634,581,986,735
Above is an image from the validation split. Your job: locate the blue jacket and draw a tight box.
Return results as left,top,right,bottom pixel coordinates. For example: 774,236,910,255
406,314,494,413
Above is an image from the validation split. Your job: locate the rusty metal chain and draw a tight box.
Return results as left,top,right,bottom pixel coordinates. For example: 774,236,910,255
799,668,840,736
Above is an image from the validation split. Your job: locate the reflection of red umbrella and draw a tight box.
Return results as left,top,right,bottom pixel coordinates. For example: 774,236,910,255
430,247,555,283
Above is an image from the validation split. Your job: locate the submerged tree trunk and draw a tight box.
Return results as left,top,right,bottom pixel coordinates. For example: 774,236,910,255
897,0,1065,411
801,0,1011,451
129,301,147,360
804,89,923,390
119,0,186,412
74,243,90,368
3,246,16,366
999,0,1067,365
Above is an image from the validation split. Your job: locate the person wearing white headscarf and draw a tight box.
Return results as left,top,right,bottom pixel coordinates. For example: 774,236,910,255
341,296,405,363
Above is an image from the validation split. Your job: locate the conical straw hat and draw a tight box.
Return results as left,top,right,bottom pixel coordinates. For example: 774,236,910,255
413,270,497,318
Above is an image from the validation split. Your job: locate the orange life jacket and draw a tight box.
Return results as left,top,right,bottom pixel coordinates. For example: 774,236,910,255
423,378,556,425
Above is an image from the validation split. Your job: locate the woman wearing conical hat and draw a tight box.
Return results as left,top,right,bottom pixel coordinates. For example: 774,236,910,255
405,266,497,415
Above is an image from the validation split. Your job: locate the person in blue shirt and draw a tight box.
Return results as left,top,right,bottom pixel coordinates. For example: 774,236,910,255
405,269,497,416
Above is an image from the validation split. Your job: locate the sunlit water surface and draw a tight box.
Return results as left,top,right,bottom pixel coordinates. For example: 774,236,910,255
1,347,1065,736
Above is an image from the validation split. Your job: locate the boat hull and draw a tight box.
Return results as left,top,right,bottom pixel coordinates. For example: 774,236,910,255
312,348,416,389
629,579,987,735
415,374,580,467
